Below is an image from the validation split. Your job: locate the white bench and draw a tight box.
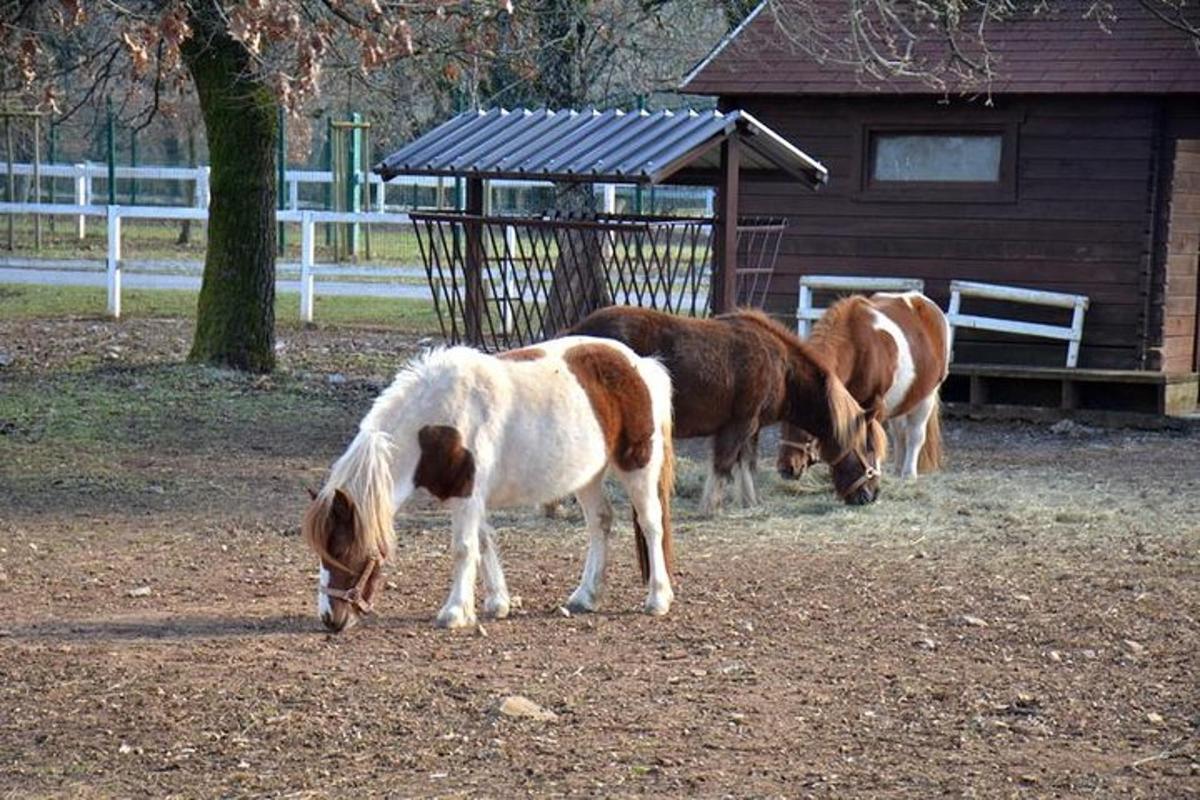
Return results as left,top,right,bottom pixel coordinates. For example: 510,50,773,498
795,275,926,337
947,280,1090,368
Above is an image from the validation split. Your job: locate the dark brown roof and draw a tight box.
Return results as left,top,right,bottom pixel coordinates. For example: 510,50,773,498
683,0,1200,96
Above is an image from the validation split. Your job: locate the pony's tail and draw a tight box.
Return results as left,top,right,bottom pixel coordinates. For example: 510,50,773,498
918,392,943,473
633,419,675,585
634,509,648,584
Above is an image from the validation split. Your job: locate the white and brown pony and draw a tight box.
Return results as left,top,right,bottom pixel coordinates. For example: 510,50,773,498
571,306,887,512
302,336,675,632
778,291,950,481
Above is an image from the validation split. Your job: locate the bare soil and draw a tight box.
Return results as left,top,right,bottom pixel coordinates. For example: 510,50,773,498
1,316,1198,798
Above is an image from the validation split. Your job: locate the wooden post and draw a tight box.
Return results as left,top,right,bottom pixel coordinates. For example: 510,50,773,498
712,134,740,314
465,177,485,345
106,205,122,318
300,212,315,323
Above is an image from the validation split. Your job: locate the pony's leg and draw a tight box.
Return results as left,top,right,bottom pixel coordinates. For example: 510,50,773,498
701,425,753,515
887,418,907,475
734,435,760,507
699,457,724,516
899,395,937,479
620,470,673,616
478,520,511,619
565,475,614,614
436,498,484,629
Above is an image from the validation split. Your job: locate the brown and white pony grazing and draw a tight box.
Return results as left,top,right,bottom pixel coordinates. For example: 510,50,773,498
570,306,887,513
302,336,675,632
778,291,950,481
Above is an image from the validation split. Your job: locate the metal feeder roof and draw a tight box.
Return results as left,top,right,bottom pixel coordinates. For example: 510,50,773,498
374,107,828,188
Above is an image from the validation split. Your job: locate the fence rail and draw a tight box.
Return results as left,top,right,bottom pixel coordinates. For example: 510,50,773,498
795,274,926,337
1,161,714,240
0,202,421,319
947,280,1090,367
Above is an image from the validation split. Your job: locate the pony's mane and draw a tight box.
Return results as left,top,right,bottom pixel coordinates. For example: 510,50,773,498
808,295,868,356
303,427,397,569
363,346,475,429
825,375,864,454
728,308,866,449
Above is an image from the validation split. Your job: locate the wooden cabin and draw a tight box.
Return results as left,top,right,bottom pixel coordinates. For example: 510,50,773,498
683,0,1200,415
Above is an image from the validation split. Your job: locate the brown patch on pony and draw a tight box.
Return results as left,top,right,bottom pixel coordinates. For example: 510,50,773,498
563,343,654,473
414,425,476,500
496,346,545,362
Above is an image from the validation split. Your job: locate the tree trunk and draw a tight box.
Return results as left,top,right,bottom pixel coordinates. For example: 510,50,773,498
182,11,277,373
542,181,611,337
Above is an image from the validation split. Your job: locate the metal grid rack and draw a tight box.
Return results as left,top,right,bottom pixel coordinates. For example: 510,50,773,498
411,211,786,351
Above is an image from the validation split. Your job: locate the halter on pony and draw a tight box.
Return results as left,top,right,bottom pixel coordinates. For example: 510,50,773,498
829,448,881,500
319,556,382,615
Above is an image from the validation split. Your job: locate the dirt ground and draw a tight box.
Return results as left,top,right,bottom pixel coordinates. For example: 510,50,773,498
1,316,1198,799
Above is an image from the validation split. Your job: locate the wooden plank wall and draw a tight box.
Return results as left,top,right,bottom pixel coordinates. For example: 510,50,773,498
1162,140,1200,373
727,95,1159,369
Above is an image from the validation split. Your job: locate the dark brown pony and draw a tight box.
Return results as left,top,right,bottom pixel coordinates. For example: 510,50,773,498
778,291,949,481
570,306,886,510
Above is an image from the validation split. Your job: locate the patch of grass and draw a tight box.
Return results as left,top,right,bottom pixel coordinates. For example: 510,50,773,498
0,365,360,454
0,283,440,332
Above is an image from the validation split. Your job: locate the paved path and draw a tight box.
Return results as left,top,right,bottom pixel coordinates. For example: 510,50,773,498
0,267,433,300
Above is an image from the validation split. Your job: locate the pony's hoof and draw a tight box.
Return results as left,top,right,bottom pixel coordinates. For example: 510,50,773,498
435,606,476,629
565,588,598,614
642,594,672,617
485,596,511,620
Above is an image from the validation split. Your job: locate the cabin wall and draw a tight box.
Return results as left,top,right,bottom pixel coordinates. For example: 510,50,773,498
1159,101,1200,374
723,94,1163,369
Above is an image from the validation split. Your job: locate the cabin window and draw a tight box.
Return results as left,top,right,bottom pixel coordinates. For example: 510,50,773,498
870,133,1003,183
854,120,1019,202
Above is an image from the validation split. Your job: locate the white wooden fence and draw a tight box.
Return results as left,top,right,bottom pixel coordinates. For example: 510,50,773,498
795,274,1090,368
795,274,926,337
0,202,418,321
1,162,712,240
946,280,1090,367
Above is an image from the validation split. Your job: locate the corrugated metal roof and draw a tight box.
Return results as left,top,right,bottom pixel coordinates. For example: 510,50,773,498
374,107,828,188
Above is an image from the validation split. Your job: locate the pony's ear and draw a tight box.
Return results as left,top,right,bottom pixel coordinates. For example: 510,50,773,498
331,488,356,526
305,486,318,501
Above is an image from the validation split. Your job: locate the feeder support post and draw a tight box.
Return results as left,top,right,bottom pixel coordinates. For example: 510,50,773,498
465,177,485,345
712,133,741,314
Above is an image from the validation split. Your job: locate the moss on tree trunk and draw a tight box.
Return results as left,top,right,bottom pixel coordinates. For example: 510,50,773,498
183,13,277,373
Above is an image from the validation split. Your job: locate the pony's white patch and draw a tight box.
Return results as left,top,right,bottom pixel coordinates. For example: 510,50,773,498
870,308,915,414
318,564,333,619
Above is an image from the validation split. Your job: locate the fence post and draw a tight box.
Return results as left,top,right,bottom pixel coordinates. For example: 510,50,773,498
946,287,962,362
796,281,813,338
288,176,299,210
106,98,116,206
602,183,616,214
502,225,517,334
1068,298,1086,368
300,211,315,323
106,205,122,318
74,163,88,239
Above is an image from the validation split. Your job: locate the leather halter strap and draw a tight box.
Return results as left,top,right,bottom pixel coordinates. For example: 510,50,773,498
829,448,881,499
320,557,381,614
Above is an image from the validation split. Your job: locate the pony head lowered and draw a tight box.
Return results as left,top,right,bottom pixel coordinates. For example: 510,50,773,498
817,379,888,505
303,429,396,632
731,309,887,505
